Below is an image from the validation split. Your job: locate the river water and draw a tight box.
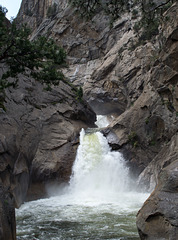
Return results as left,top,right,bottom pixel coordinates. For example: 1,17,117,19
16,116,149,240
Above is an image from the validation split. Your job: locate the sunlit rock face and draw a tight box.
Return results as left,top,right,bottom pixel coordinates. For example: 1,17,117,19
17,0,178,121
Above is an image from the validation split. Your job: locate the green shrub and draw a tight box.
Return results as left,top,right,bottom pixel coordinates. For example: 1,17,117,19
76,86,83,101
128,131,139,148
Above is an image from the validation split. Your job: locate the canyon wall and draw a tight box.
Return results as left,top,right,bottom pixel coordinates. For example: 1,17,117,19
0,0,177,239
17,0,178,186
0,69,95,238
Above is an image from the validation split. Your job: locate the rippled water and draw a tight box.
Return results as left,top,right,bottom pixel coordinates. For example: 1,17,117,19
16,118,149,240
16,192,148,240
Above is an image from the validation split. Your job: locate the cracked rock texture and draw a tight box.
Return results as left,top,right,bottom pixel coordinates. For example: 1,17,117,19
0,74,96,238
136,160,178,240
0,0,178,239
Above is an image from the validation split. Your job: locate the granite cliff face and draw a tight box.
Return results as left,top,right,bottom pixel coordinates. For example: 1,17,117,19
0,73,95,239
137,159,178,240
1,0,178,239
17,0,178,179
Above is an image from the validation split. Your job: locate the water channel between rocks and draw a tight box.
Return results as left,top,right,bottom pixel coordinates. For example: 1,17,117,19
16,115,149,240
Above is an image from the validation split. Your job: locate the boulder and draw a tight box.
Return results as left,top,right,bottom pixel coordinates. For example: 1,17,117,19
136,160,178,240
137,133,178,192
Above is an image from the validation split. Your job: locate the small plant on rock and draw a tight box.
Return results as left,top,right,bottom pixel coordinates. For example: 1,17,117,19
128,131,139,148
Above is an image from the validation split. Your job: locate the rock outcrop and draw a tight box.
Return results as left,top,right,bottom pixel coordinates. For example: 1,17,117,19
0,185,16,240
136,160,178,240
1,0,177,239
16,0,130,114
0,74,96,202
0,72,96,238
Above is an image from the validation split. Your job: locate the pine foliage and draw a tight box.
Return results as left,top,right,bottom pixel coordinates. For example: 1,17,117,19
0,5,66,91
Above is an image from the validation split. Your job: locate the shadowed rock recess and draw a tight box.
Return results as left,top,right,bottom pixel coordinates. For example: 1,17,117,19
0,0,178,239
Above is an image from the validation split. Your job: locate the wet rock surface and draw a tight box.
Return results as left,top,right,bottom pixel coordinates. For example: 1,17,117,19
0,185,16,240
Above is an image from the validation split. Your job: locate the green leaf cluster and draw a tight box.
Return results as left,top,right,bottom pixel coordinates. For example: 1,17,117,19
76,86,83,101
69,0,131,20
0,5,66,91
128,131,139,148
69,0,100,19
134,0,176,42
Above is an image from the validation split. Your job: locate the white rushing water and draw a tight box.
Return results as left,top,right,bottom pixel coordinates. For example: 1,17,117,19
95,115,110,128
69,129,129,201
16,116,149,240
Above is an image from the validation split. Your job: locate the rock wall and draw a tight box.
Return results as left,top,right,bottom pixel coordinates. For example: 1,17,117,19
17,0,54,30
1,73,96,202
136,159,178,240
0,185,16,240
16,0,131,114
0,72,96,238
2,0,178,239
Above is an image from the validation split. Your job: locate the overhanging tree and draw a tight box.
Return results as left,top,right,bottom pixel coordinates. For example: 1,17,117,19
0,5,66,92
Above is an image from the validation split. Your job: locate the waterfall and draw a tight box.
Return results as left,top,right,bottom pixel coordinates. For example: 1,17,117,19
16,116,149,240
95,115,109,128
69,129,130,201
